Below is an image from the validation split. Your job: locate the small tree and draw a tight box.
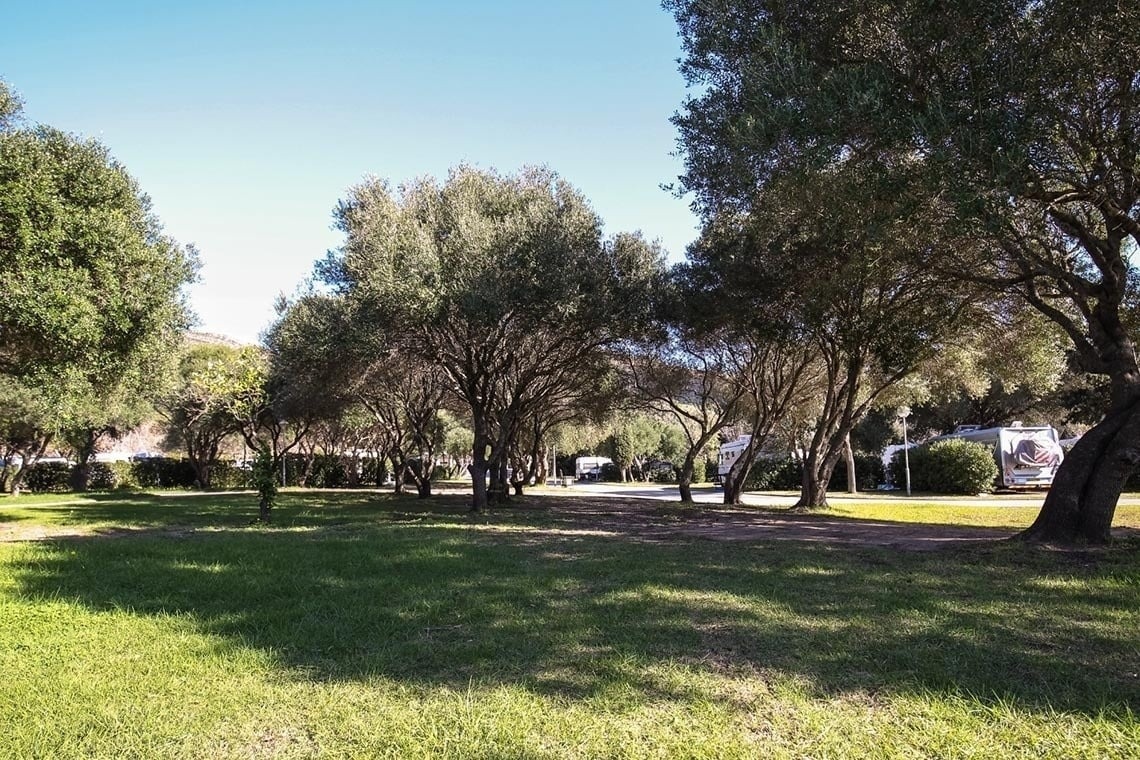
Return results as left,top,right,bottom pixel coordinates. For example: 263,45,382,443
251,448,278,522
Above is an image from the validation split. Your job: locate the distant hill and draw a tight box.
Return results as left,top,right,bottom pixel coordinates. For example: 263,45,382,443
183,330,250,349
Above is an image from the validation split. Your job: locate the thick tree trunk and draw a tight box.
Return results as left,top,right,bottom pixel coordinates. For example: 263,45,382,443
1020,397,1140,544
723,467,745,505
70,461,91,493
795,452,840,510
469,427,492,511
389,455,405,495
677,453,696,503
469,459,488,512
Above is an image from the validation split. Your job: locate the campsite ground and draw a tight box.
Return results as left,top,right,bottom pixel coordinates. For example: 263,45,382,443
2,488,1137,758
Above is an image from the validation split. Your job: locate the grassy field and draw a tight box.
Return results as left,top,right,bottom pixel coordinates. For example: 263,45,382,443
1,490,1137,758
821,499,1140,529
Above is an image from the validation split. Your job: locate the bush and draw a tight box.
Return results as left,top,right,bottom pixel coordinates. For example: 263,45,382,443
828,453,885,491
211,460,252,489
24,461,72,493
360,457,387,486
106,461,138,490
599,462,623,482
86,462,120,491
892,439,998,494
131,457,197,489
690,458,707,484
744,457,803,491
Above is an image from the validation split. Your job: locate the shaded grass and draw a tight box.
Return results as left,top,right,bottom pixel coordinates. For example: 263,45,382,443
1,490,1138,758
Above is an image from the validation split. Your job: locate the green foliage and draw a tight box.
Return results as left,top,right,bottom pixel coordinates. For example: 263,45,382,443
894,440,999,495
745,457,803,492
23,462,72,493
252,449,277,515
210,461,251,490
0,94,195,440
320,165,664,507
106,461,137,490
130,457,197,489
842,454,886,492
599,462,622,482
690,457,706,484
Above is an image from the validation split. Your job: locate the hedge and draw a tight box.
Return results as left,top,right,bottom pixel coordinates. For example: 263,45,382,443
891,439,998,494
743,454,885,492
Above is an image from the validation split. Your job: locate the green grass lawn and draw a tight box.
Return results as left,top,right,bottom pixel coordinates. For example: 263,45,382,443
819,500,1140,530
1,490,1137,758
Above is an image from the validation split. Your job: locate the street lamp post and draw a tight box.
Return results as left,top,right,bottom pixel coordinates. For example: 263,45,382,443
898,406,912,497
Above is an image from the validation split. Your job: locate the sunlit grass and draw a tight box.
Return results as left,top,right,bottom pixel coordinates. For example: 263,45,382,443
819,501,1140,530
2,490,1137,758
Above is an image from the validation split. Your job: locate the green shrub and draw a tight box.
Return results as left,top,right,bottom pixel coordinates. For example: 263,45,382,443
107,461,138,490
211,460,251,489
829,453,885,491
892,439,998,494
690,457,707,484
24,461,72,493
599,462,623,482
744,457,803,491
85,462,120,491
131,457,197,489
360,457,386,486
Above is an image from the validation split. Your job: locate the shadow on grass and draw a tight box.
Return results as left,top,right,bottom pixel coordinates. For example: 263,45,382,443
5,490,1138,719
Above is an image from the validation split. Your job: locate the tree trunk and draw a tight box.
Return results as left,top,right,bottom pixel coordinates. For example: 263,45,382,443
677,452,696,503
469,459,488,512
844,432,857,494
70,461,91,493
298,450,316,488
469,428,491,512
723,466,744,505
1020,396,1140,544
389,455,405,495
795,451,840,510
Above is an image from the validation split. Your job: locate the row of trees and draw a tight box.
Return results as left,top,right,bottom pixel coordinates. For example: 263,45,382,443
258,163,1072,520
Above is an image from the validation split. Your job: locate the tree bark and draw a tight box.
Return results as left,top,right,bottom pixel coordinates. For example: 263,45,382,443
844,432,857,494
1020,395,1140,544
795,450,841,510
677,452,696,503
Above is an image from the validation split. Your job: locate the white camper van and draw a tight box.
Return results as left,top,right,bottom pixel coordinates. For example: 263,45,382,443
574,456,612,481
716,436,754,483
930,424,1064,488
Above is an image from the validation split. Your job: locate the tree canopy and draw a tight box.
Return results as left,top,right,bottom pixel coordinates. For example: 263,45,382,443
318,165,663,510
666,0,1140,541
0,78,196,490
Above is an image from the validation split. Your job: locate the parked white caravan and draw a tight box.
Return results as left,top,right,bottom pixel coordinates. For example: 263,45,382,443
574,456,612,480
717,435,756,483
929,424,1064,488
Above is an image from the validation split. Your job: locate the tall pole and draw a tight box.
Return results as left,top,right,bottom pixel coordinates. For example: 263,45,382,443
902,415,912,497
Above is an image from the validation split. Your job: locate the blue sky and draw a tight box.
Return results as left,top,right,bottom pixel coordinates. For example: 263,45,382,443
3,1,698,343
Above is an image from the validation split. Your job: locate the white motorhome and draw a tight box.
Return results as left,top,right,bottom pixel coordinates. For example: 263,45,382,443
716,436,754,483
929,424,1064,488
574,456,612,480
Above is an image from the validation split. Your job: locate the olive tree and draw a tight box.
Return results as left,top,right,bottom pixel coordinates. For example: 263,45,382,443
666,0,1140,542
319,166,662,511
